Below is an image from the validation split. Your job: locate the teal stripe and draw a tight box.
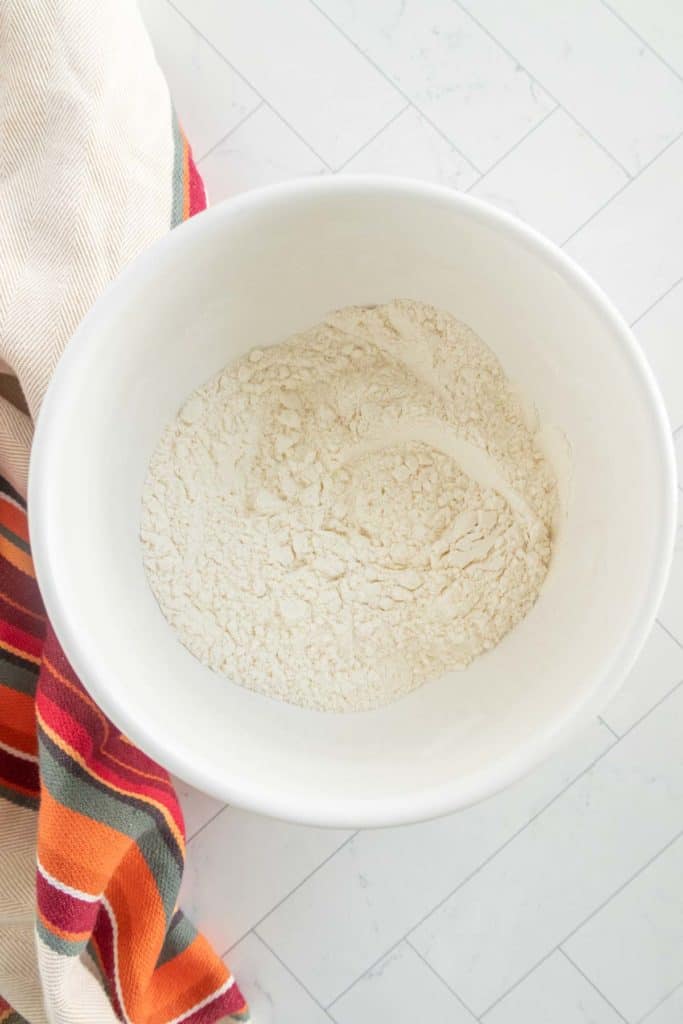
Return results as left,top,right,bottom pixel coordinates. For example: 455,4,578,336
37,916,86,957
0,780,38,810
0,521,30,554
0,655,39,695
157,911,197,967
171,111,185,228
39,737,181,921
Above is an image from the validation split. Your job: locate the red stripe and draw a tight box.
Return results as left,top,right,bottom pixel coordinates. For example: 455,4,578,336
0,744,39,794
91,907,123,1020
38,688,183,818
38,659,176,786
0,557,44,618
187,146,206,217
0,593,46,636
37,870,99,936
0,618,43,660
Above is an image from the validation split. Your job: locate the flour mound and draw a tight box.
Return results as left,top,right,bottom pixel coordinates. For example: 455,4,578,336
142,300,557,712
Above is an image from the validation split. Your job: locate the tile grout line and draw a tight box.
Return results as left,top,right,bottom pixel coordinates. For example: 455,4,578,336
598,0,683,87
558,947,630,1022
560,126,683,246
406,938,482,1021
328,679,683,1012
166,0,335,170
196,100,265,165
217,830,359,960
451,0,633,178
479,824,683,1023
306,0,484,174
186,803,229,845
656,619,683,651
478,947,559,1019
252,931,338,1021
597,715,620,740
557,825,683,951
481,704,683,1007
465,104,559,193
326,737,618,1011
636,979,683,1024
335,101,411,171
630,273,683,328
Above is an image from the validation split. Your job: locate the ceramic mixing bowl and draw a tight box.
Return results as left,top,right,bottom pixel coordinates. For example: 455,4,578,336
29,177,676,827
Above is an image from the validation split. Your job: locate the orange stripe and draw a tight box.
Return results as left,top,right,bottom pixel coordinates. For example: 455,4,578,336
38,787,132,895
145,932,232,1024
103,843,168,1019
0,637,40,665
44,657,172,787
0,498,30,543
37,711,184,851
0,533,34,578
38,906,91,944
0,721,37,758
0,683,37,753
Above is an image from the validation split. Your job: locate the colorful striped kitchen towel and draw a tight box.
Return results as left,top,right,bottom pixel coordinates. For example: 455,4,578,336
0,2,248,1021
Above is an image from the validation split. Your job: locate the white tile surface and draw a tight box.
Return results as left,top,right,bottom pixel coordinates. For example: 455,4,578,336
564,135,683,324
675,429,683,488
315,0,555,171
642,984,683,1024
564,835,683,1021
482,950,624,1024
600,622,683,736
459,0,683,174
139,0,259,160
330,942,477,1024
410,684,683,1014
173,777,224,840
343,106,479,189
199,105,326,203
257,722,613,1006
181,806,351,955
470,108,627,242
172,0,404,167
605,0,683,78
226,933,330,1024
140,3,683,1018
635,278,683,432
658,506,683,642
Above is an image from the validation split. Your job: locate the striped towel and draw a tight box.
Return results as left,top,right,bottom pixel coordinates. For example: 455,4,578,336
0,2,248,1021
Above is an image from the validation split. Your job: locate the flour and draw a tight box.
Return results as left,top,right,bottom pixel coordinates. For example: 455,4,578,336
141,300,557,712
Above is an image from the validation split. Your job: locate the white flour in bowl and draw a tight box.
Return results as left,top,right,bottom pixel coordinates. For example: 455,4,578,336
141,300,557,712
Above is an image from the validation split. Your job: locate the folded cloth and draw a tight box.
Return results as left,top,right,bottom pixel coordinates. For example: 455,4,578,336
0,2,248,1021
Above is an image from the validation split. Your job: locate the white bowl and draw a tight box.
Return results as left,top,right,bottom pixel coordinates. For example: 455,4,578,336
29,177,676,828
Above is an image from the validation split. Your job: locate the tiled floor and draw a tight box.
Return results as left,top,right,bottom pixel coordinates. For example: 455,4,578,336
139,2,683,1021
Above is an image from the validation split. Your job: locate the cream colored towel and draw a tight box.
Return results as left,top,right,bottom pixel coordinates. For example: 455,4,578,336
1,2,180,1019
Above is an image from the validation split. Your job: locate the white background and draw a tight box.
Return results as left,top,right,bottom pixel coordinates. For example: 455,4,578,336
139,2,683,1021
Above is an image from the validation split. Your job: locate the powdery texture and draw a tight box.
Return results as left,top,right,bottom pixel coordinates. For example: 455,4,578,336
142,300,557,712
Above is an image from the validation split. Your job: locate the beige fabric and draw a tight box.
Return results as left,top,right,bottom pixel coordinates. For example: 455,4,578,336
0,1,177,1020
0,0,174,495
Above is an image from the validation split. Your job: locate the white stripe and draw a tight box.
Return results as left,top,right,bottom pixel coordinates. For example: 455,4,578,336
0,735,38,763
164,974,236,1024
101,893,133,1024
37,857,101,903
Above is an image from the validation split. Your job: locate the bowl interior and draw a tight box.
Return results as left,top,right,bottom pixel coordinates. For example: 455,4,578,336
30,179,674,826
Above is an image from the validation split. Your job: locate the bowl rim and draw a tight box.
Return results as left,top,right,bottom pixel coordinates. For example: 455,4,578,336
28,174,677,827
